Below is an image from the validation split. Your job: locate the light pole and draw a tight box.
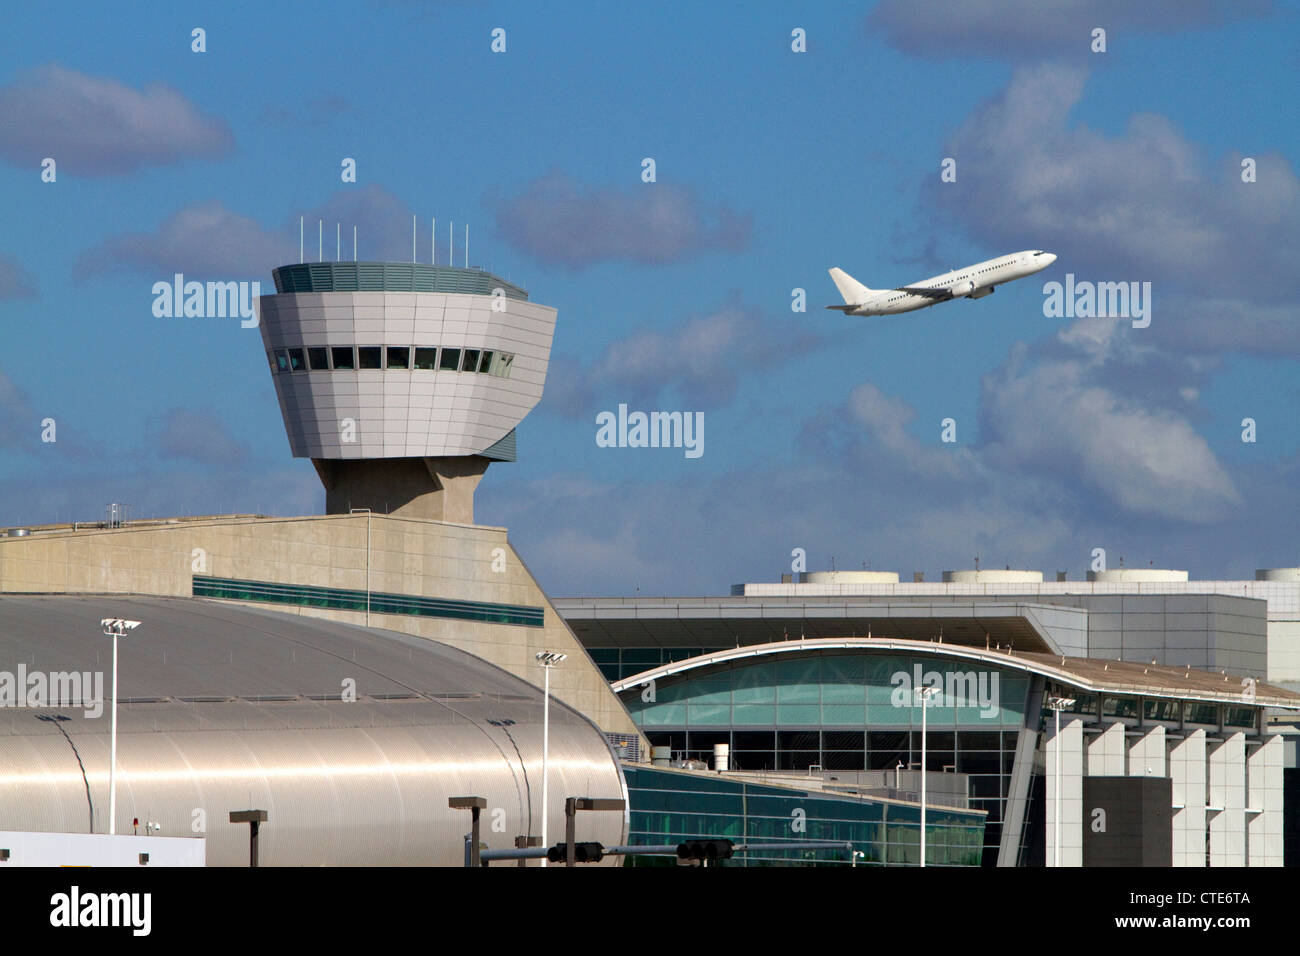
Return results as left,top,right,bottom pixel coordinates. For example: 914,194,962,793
915,683,938,867
535,651,566,867
1046,695,1076,868
100,618,141,836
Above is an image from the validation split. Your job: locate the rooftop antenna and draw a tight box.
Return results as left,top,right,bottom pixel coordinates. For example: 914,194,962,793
432,218,436,265
336,223,340,262
450,221,454,269
353,225,357,261
318,220,323,262
412,214,416,263
465,223,469,268
299,216,304,263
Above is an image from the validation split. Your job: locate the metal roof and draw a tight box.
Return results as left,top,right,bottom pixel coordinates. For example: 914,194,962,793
556,596,1076,654
0,595,627,865
0,594,548,702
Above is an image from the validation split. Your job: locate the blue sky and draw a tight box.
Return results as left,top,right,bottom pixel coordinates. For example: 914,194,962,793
0,0,1296,594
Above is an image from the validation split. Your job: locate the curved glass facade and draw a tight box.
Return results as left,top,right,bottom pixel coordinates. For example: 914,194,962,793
624,652,1029,730
620,649,1031,866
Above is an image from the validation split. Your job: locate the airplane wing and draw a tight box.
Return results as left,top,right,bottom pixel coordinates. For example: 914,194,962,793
894,286,952,300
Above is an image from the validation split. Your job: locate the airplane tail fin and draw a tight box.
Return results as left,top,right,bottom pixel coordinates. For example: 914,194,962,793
828,267,872,305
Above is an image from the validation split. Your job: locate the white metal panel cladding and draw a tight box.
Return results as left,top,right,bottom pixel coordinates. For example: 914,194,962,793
258,290,556,460
0,711,623,866
0,595,626,866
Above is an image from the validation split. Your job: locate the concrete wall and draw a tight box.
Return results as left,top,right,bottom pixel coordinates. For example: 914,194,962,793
1046,722,1282,867
1208,732,1247,865
1267,621,1300,688
0,513,642,741
1044,717,1083,867
1128,725,1165,777
739,581,1285,682
1247,737,1283,866
1170,730,1206,867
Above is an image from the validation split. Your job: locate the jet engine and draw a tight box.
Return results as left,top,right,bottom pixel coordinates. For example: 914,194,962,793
969,286,995,299
952,279,976,298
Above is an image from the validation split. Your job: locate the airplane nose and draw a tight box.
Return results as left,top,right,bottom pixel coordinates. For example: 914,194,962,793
1045,253,1057,266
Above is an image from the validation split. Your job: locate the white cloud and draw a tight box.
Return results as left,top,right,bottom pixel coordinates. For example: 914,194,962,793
543,303,821,418
0,65,233,175
0,253,37,300
869,0,1272,61
493,170,750,269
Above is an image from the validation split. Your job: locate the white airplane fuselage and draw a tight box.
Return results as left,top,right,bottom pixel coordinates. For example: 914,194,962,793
828,249,1057,317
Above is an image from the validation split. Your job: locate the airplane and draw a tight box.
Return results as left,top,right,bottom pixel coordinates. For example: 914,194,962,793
826,249,1057,316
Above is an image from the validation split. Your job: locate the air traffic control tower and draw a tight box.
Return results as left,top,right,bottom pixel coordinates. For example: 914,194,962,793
258,262,554,523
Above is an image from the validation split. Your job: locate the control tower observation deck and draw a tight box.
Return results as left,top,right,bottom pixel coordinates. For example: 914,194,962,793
258,262,555,523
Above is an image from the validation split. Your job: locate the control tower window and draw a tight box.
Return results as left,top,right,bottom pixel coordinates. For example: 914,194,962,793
288,348,306,372
490,353,515,378
413,347,438,370
274,350,291,373
307,347,329,370
478,350,493,373
461,349,481,372
331,346,355,370
440,347,461,371
358,347,382,370
386,347,410,370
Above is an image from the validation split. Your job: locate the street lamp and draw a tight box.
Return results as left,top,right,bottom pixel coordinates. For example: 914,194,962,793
100,618,141,836
1046,695,1076,868
535,651,567,867
914,683,938,868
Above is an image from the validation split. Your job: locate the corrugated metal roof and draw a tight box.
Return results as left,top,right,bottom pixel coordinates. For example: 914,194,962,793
0,595,627,864
0,594,549,704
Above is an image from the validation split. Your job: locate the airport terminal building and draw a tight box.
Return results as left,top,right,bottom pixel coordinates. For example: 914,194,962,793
559,567,1300,866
